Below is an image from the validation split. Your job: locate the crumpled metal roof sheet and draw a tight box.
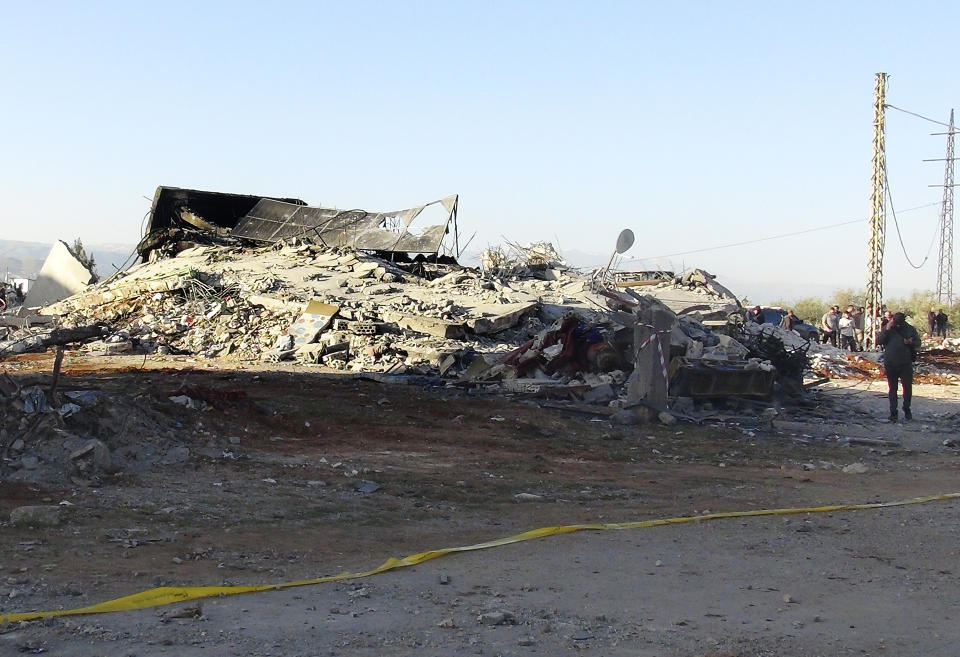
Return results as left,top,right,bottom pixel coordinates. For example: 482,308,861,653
231,195,457,254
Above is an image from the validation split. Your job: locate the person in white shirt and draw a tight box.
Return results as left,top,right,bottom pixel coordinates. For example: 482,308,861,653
838,311,857,351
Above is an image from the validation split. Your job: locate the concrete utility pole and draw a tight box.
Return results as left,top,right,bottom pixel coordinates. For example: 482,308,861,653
865,72,888,349
934,109,956,306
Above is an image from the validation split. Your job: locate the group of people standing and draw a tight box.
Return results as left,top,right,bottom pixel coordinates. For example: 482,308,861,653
820,305,950,352
821,304,920,422
820,305,866,351
926,309,949,338
750,301,942,424
0,282,25,308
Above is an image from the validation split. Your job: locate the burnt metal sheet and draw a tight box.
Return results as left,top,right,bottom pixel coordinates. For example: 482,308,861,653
232,195,458,254
145,186,307,235
139,186,307,261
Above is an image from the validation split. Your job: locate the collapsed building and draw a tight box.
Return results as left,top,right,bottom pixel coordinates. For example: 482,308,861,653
138,186,461,266
2,186,834,427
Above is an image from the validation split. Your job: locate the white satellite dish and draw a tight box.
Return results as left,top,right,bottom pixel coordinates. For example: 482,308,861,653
601,228,635,285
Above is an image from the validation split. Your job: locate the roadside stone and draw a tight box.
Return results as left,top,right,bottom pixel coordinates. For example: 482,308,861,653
478,610,515,626
10,505,63,527
658,411,677,425
841,462,869,474
437,618,457,629
514,493,543,502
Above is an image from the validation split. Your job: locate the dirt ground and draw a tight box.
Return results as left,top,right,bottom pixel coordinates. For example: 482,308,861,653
2,353,960,656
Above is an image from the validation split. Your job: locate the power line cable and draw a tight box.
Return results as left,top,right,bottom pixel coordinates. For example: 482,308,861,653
625,202,940,262
884,165,942,269
885,104,952,128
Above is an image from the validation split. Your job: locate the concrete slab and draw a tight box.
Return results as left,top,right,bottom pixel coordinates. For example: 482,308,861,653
24,241,95,308
465,302,538,335
382,311,466,339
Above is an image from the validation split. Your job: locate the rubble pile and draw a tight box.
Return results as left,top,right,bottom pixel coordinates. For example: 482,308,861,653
0,372,197,488
2,235,828,411
31,242,614,375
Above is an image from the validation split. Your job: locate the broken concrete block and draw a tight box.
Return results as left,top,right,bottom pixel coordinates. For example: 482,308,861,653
465,302,539,336
352,262,379,278
459,355,492,380
383,311,466,340
295,343,325,363
351,322,377,336
437,354,457,376
24,240,97,308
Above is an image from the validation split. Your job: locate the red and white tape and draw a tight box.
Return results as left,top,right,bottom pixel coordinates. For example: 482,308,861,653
636,326,670,386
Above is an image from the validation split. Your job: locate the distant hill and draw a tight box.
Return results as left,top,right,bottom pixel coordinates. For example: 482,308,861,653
0,239,137,281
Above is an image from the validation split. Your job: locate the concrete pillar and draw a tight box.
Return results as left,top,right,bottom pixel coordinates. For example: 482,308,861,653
627,306,674,412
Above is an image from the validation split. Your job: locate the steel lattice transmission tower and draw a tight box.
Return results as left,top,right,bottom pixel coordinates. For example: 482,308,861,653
935,109,956,306
865,72,888,349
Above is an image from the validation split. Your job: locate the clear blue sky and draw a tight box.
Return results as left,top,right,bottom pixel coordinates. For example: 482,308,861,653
1,1,957,302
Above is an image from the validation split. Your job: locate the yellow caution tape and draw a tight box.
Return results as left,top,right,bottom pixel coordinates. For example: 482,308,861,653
3,491,959,624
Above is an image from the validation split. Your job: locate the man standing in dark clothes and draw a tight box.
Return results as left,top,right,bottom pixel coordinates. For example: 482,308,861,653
935,309,948,338
783,310,799,331
928,309,937,336
877,312,919,422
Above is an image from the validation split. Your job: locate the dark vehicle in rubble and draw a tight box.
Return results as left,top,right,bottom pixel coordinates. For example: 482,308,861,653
760,308,818,341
